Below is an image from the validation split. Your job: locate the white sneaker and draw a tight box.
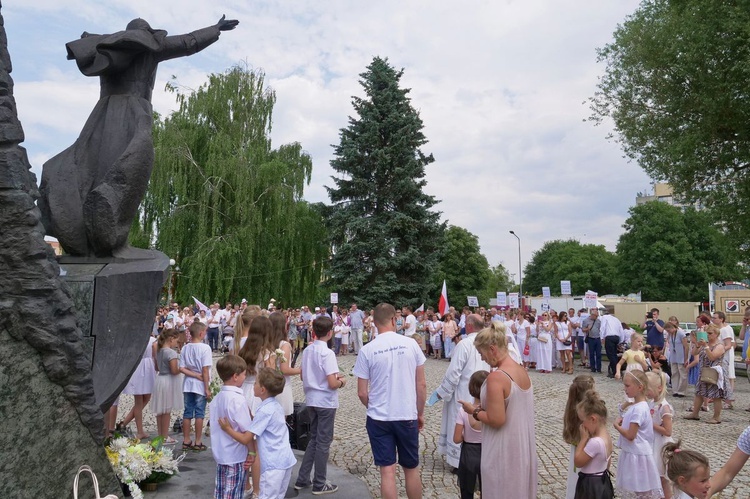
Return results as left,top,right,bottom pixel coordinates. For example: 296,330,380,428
312,482,338,495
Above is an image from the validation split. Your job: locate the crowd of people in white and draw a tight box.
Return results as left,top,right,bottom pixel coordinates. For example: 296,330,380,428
112,297,750,498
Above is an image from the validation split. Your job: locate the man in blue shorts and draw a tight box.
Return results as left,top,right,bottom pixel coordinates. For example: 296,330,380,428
353,303,427,499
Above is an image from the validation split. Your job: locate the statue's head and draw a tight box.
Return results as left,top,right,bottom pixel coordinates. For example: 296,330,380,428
126,18,153,32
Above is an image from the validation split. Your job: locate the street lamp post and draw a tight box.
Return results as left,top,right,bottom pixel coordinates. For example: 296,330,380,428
167,258,176,305
509,231,522,303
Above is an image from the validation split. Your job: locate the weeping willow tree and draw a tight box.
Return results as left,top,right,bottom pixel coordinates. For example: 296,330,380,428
131,65,328,305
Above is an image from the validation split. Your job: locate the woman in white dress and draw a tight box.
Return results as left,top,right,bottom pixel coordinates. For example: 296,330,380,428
120,334,157,439
556,311,574,374
536,313,553,373
527,316,539,369
515,311,530,369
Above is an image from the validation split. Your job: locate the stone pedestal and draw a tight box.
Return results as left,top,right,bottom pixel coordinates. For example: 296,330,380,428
60,249,170,411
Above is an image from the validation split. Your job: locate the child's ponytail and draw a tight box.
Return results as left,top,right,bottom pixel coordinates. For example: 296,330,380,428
662,440,709,487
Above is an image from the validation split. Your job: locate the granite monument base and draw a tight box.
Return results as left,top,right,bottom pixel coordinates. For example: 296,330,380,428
60,248,170,411
0,326,120,498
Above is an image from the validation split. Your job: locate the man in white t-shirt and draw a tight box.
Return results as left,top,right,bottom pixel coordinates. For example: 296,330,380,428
353,303,426,499
402,306,417,337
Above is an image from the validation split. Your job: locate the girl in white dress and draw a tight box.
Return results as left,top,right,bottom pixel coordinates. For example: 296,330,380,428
152,329,184,443
269,311,301,416
237,315,275,495
647,371,674,499
613,370,663,499
536,313,554,373
120,334,157,440
662,441,711,499
234,304,263,354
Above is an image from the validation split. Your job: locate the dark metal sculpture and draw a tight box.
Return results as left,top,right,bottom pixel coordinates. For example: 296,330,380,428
38,16,238,257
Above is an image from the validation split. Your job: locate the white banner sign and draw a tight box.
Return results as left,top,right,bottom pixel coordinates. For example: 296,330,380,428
508,292,519,308
330,293,339,304
561,280,571,295
541,302,550,312
584,290,598,309
496,292,507,307
467,296,479,307
542,286,551,298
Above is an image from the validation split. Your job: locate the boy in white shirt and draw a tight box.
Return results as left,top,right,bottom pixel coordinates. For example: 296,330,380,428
179,321,212,451
294,316,345,495
220,368,296,499
210,355,251,498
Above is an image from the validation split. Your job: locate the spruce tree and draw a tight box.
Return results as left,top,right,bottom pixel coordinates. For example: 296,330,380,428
326,57,444,308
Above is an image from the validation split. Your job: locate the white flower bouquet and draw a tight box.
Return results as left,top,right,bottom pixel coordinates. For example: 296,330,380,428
105,436,184,498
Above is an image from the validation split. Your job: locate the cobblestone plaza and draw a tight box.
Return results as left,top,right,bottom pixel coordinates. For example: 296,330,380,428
317,355,750,498
117,353,750,498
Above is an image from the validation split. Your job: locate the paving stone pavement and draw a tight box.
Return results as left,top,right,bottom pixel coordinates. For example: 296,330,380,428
116,353,750,498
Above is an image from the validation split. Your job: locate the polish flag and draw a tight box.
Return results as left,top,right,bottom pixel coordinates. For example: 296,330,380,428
192,296,209,313
415,303,425,313
438,280,449,316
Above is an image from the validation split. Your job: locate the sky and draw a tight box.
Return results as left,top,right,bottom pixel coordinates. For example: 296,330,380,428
3,1,648,287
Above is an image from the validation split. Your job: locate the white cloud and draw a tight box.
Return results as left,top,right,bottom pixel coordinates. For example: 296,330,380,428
5,0,647,284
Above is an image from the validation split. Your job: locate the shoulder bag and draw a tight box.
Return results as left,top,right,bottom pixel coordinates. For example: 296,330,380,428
73,465,119,499
699,367,718,385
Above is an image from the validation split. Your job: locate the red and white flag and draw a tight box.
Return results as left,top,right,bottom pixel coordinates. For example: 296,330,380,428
438,280,449,316
192,296,209,313
415,303,425,313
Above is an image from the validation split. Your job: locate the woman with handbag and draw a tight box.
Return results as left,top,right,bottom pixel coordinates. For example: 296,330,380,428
536,313,553,373
684,323,728,424
556,311,574,374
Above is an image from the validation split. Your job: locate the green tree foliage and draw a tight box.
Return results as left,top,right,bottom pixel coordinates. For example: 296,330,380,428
325,57,444,308
485,264,514,302
616,202,741,301
523,240,618,296
590,0,750,251
434,225,494,307
131,66,328,305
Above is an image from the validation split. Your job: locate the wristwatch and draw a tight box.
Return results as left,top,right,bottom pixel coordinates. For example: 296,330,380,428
472,406,484,421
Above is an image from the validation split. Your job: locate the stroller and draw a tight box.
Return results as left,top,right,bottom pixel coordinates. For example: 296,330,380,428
221,326,235,353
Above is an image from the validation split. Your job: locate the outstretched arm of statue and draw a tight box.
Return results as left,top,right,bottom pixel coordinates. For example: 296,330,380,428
158,16,239,62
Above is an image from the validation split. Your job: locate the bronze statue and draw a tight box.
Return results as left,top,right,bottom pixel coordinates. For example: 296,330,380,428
39,16,238,257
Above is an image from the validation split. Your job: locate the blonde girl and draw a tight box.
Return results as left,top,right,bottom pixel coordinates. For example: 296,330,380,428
647,370,674,499
152,329,183,443
662,441,711,499
613,370,663,498
563,374,595,499
615,333,648,379
574,390,614,499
